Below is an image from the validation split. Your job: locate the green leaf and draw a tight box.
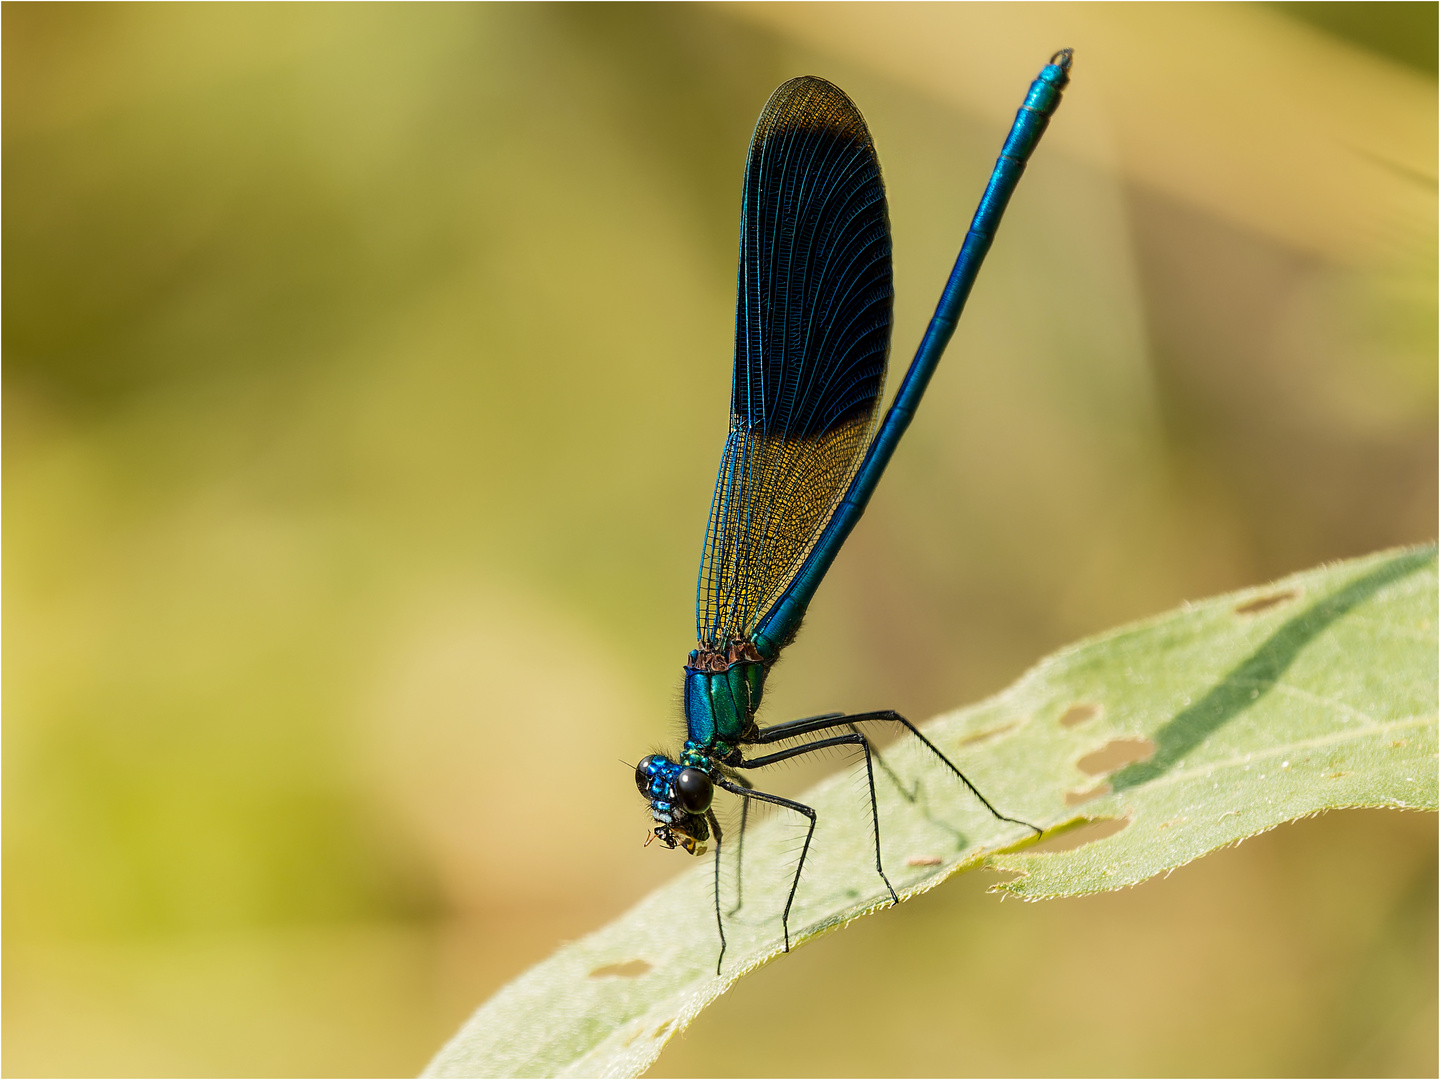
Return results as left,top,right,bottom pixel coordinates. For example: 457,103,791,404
423,547,1437,1079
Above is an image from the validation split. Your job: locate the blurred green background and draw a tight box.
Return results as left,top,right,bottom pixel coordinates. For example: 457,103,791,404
4,3,1435,1076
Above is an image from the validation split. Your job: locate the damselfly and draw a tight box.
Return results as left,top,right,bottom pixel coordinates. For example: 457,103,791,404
636,50,1072,973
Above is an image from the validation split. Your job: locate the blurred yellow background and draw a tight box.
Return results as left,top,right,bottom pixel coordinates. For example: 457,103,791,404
4,3,1435,1076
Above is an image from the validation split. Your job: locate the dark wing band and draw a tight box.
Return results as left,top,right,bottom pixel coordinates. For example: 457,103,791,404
696,76,892,650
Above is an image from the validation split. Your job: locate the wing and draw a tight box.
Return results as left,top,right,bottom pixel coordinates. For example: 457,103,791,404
696,76,892,651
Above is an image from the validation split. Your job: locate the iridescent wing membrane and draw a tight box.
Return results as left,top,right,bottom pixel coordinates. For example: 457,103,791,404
696,76,893,650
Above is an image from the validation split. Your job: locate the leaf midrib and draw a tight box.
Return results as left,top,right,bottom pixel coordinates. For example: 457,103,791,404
1102,714,1432,796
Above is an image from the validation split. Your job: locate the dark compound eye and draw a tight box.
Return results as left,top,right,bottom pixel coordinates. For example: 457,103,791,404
674,767,713,814
635,755,660,796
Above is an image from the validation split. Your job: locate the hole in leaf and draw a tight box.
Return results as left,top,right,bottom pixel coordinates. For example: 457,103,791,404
1059,703,1100,728
1234,589,1298,615
1077,737,1156,776
589,960,651,979
1065,781,1111,806
905,854,943,867
1029,817,1131,853
958,719,1021,747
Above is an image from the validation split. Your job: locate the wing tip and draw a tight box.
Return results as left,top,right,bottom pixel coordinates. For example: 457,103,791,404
758,75,872,147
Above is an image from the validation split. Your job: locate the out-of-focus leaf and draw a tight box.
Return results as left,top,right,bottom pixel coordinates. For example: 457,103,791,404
423,546,1437,1079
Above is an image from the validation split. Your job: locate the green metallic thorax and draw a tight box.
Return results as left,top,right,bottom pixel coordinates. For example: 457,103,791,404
682,643,768,764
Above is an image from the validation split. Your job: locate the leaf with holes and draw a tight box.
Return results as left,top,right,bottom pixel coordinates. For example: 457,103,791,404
424,546,1437,1078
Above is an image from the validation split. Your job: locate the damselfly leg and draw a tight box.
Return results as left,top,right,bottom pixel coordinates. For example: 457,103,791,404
706,712,1041,972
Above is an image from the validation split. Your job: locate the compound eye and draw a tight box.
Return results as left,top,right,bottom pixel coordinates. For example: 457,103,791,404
674,767,713,814
635,755,660,796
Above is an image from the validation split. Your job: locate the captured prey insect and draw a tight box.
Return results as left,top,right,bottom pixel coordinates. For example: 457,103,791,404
635,51,1073,972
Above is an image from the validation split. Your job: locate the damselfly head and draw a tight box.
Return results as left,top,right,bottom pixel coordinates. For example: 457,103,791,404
636,753,713,856
635,754,714,811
